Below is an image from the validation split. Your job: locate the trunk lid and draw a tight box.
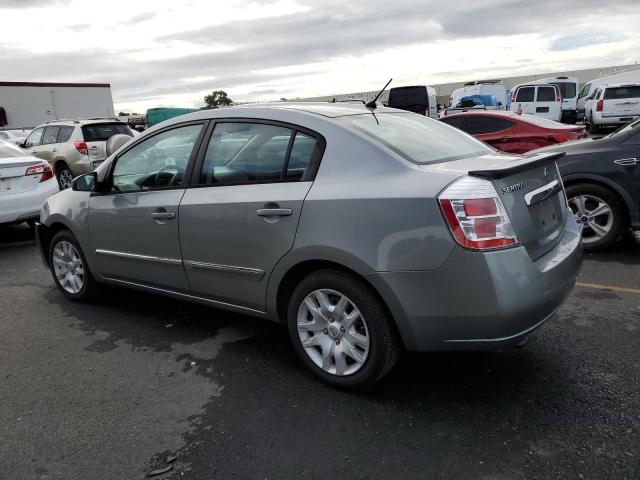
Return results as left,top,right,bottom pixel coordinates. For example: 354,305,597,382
428,152,568,259
0,157,43,195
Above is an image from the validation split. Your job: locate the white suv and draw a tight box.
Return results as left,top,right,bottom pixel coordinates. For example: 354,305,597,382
585,83,640,133
21,118,132,189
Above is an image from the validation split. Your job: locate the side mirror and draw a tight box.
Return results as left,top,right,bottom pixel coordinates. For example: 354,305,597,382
72,172,97,192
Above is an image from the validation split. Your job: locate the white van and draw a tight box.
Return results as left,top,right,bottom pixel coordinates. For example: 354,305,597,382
449,80,507,110
387,85,438,119
584,83,640,133
532,76,579,123
577,68,640,121
509,83,562,122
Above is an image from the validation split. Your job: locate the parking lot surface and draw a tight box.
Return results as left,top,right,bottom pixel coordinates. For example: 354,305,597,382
1,224,638,480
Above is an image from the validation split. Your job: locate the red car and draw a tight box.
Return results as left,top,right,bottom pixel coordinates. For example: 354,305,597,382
438,111,586,154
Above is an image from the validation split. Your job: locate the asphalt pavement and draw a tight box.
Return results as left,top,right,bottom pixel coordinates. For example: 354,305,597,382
0,223,638,480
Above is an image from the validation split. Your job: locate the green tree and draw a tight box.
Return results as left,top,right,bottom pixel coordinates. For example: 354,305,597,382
204,90,233,108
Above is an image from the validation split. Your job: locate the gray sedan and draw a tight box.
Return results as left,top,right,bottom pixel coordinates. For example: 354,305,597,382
36,103,582,389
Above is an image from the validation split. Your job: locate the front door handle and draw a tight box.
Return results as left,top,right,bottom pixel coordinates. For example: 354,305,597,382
150,211,175,220
256,208,292,217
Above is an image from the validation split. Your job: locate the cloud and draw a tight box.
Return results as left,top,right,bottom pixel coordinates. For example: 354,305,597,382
550,34,626,52
0,0,69,8
120,12,157,26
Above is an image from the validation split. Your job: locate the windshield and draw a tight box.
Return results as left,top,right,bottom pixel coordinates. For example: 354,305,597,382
345,113,493,164
608,118,640,138
0,140,30,159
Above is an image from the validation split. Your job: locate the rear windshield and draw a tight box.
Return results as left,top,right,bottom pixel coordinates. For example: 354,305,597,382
537,86,556,102
0,141,29,159
82,123,132,142
604,86,640,100
345,113,492,164
551,82,576,99
519,114,563,128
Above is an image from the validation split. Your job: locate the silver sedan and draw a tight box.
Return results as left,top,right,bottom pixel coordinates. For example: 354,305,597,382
36,103,582,389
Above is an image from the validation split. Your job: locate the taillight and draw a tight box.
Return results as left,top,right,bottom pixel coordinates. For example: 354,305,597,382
74,141,88,155
438,176,519,250
444,110,448,116
555,89,561,102
511,92,516,102
596,100,603,112
25,163,54,183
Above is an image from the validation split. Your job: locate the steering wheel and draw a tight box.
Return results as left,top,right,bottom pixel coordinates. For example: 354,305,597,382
154,163,185,187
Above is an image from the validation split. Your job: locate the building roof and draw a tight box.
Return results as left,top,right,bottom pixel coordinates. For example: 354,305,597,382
0,81,111,88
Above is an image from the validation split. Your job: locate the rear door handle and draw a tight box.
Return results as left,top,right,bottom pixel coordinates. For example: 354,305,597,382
150,212,175,220
256,208,292,217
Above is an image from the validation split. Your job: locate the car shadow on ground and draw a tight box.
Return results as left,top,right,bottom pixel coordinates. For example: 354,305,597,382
0,223,36,245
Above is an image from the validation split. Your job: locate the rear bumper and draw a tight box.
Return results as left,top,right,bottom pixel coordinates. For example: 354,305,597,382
0,182,59,224
593,113,639,125
368,216,583,351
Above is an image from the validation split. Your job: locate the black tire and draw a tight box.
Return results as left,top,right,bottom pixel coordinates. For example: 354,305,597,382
566,183,626,250
287,269,400,390
56,163,74,190
48,230,99,301
587,116,600,134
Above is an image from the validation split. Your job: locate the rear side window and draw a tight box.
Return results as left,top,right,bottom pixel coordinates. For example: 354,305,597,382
604,86,640,100
536,87,556,102
41,126,60,145
515,87,534,102
346,113,492,165
287,132,318,180
57,126,75,143
464,117,514,134
82,123,132,142
200,122,293,185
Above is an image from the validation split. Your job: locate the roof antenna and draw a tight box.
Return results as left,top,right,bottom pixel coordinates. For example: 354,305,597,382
366,78,392,109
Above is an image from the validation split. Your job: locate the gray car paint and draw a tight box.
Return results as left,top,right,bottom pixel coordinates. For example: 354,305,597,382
39,103,582,351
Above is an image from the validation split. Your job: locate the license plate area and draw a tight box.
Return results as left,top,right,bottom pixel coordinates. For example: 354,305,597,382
536,107,550,113
531,194,564,234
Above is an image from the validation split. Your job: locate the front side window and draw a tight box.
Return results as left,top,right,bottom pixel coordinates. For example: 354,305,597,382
199,122,295,185
42,126,61,145
346,113,492,165
111,124,203,192
515,87,534,102
24,127,44,148
536,87,556,102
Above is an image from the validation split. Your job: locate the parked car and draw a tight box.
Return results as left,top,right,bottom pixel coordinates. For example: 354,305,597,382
35,104,582,389
532,76,579,123
0,139,58,227
442,94,499,116
584,83,640,133
509,83,562,122
439,111,586,153
448,80,507,110
0,129,30,146
577,68,640,121
21,118,133,189
387,85,438,118
533,118,640,249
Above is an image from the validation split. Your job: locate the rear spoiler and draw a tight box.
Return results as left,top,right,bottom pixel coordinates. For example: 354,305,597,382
468,152,565,179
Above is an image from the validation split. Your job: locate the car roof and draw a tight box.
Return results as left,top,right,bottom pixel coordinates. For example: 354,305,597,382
37,118,126,127
602,83,640,89
442,110,521,119
232,102,400,118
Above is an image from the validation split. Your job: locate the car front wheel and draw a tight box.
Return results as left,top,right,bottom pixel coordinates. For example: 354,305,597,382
566,183,625,250
287,269,400,389
48,230,98,301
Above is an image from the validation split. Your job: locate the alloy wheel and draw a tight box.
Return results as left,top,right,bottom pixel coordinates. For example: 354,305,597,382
297,289,370,376
58,169,74,189
52,241,85,294
568,194,614,245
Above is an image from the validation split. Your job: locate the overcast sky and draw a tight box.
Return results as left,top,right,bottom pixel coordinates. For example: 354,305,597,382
1,0,638,112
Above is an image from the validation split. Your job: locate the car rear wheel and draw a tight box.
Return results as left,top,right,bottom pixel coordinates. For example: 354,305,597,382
566,183,625,250
56,164,74,190
287,269,400,389
48,230,98,301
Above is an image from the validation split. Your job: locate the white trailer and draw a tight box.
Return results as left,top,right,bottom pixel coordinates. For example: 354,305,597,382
0,81,115,129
